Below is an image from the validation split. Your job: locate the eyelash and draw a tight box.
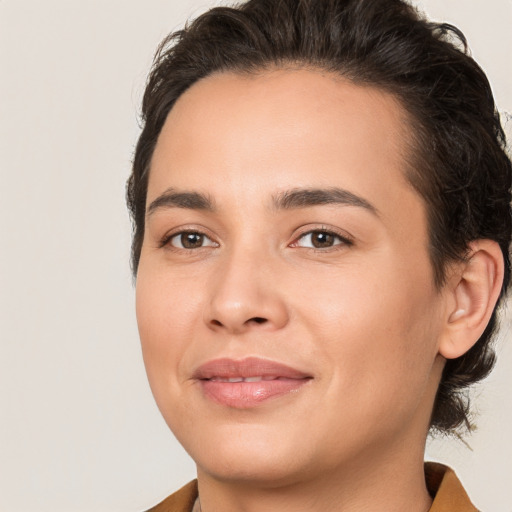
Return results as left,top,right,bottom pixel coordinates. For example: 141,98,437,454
159,227,353,252
290,227,353,251
159,230,218,250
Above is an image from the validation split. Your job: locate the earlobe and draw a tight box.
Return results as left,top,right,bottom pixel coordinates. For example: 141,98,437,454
439,240,504,360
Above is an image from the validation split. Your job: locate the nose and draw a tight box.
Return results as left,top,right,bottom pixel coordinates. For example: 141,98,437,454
203,247,290,335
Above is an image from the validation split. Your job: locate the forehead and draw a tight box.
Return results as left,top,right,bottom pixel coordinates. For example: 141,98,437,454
149,68,420,223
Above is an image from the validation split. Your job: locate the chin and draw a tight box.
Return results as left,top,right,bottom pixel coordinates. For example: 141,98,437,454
176,422,315,486
197,453,310,488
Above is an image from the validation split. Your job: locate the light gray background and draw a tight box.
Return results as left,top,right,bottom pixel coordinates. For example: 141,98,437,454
1,1,511,511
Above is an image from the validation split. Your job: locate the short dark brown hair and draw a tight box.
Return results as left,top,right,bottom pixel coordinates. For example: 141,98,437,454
127,0,512,433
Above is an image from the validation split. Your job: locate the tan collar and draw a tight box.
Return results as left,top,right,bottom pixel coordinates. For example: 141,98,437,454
145,480,197,512
426,462,478,511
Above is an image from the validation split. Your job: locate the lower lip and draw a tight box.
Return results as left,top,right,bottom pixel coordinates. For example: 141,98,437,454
200,378,310,408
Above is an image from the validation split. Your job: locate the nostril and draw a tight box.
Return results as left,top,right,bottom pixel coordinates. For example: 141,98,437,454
250,317,267,324
207,316,270,331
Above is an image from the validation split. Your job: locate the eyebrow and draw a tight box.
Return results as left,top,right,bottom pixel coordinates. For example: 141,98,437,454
146,188,215,217
272,187,378,215
146,186,378,217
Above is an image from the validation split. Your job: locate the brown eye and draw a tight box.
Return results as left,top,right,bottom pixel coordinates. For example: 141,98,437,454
168,231,217,249
294,230,349,249
310,232,335,248
182,233,204,248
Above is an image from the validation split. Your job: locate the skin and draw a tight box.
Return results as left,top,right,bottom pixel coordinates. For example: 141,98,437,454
136,69,500,511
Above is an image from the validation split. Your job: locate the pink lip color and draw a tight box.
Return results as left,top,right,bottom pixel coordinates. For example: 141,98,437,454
194,357,312,409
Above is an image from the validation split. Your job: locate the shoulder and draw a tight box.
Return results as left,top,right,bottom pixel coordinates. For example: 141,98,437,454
426,462,479,512
144,480,198,512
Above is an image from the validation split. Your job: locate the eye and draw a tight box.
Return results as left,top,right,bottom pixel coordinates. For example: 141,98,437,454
292,229,351,249
166,231,218,249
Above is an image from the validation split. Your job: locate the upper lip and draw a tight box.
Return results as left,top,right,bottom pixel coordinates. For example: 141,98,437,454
193,357,312,380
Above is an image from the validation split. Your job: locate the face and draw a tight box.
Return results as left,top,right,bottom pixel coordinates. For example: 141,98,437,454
136,69,448,486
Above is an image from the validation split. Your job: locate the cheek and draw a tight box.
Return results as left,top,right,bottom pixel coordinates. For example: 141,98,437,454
136,257,203,338
293,258,442,411
135,264,199,400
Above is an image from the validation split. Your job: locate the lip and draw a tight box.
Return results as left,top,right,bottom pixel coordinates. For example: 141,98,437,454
194,357,312,408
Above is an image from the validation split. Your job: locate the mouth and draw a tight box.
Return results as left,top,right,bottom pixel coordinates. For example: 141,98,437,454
194,357,313,408
208,376,291,382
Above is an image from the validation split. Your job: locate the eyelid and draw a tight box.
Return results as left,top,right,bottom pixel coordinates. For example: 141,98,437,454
172,232,217,249
159,226,219,249
289,226,354,249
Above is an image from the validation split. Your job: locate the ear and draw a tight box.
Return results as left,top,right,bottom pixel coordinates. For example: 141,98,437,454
439,240,505,360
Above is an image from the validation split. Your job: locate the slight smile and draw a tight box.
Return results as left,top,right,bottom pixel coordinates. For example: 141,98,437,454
194,357,313,408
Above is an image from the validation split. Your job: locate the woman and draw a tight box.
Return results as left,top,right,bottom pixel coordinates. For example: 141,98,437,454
127,0,511,510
